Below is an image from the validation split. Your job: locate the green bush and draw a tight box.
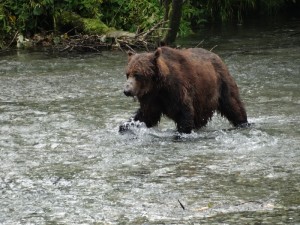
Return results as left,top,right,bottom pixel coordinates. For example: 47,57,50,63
0,0,296,48
101,0,163,33
0,0,103,35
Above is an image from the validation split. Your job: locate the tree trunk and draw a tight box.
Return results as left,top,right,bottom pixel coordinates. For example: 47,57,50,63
163,0,171,21
163,0,183,45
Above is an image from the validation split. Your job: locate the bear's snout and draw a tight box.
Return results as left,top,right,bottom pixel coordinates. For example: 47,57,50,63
123,84,133,96
123,77,135,97
123,88,132,96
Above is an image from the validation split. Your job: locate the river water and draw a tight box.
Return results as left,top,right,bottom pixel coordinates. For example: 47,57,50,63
0,18,299,224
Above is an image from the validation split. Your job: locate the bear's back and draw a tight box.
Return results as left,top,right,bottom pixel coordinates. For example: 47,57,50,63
185,48,222,63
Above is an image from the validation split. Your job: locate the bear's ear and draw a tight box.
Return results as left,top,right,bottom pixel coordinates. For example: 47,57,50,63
154,47,162,59
127,51,136,62
154,47,169,77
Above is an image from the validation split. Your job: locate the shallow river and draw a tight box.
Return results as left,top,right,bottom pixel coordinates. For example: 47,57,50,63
0,18,299,224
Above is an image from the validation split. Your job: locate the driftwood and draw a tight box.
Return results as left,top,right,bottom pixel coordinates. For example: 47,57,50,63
0,20,168,53
55,34,111,52
53,20,169,53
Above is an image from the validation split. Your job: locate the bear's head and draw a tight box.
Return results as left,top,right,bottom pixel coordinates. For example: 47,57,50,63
123,48,170,99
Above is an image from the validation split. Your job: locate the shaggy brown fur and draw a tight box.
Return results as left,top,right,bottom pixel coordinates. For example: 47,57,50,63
120,46,248,134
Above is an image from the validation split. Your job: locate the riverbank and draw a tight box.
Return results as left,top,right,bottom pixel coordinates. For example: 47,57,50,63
0,22,168,54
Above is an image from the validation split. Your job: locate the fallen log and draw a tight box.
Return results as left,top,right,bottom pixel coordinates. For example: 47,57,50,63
52,20,169,52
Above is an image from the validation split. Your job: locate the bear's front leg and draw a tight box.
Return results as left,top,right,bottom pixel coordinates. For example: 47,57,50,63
119,107,162,133
118,109,142,133
177,119,194,134
118,117,137,133
176,106,195,134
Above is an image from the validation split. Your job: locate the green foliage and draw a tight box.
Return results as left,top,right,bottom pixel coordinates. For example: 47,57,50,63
83,18,110,34
63,0,103,18
101,0,206,37
101,0,163,33
0,0,103,37
198,0,289,24
204,0,257,23
0,3,12,34
258,0,286,14
57,11,110,34
180,0,206,36
0,0,296,48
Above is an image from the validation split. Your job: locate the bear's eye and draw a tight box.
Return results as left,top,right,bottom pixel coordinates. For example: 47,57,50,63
134,73,143,81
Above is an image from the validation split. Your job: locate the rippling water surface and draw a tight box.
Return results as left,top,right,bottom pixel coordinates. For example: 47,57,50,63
0,19,299,224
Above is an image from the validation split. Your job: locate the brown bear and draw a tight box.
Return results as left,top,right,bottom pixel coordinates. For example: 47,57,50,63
119,46,248,134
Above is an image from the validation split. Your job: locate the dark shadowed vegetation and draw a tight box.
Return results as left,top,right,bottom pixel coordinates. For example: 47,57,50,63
0,0,299,49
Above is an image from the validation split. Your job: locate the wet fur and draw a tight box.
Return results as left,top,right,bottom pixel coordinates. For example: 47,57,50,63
120,47,248,134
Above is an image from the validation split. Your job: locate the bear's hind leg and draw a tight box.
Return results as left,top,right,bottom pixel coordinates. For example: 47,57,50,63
218,80,248,127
